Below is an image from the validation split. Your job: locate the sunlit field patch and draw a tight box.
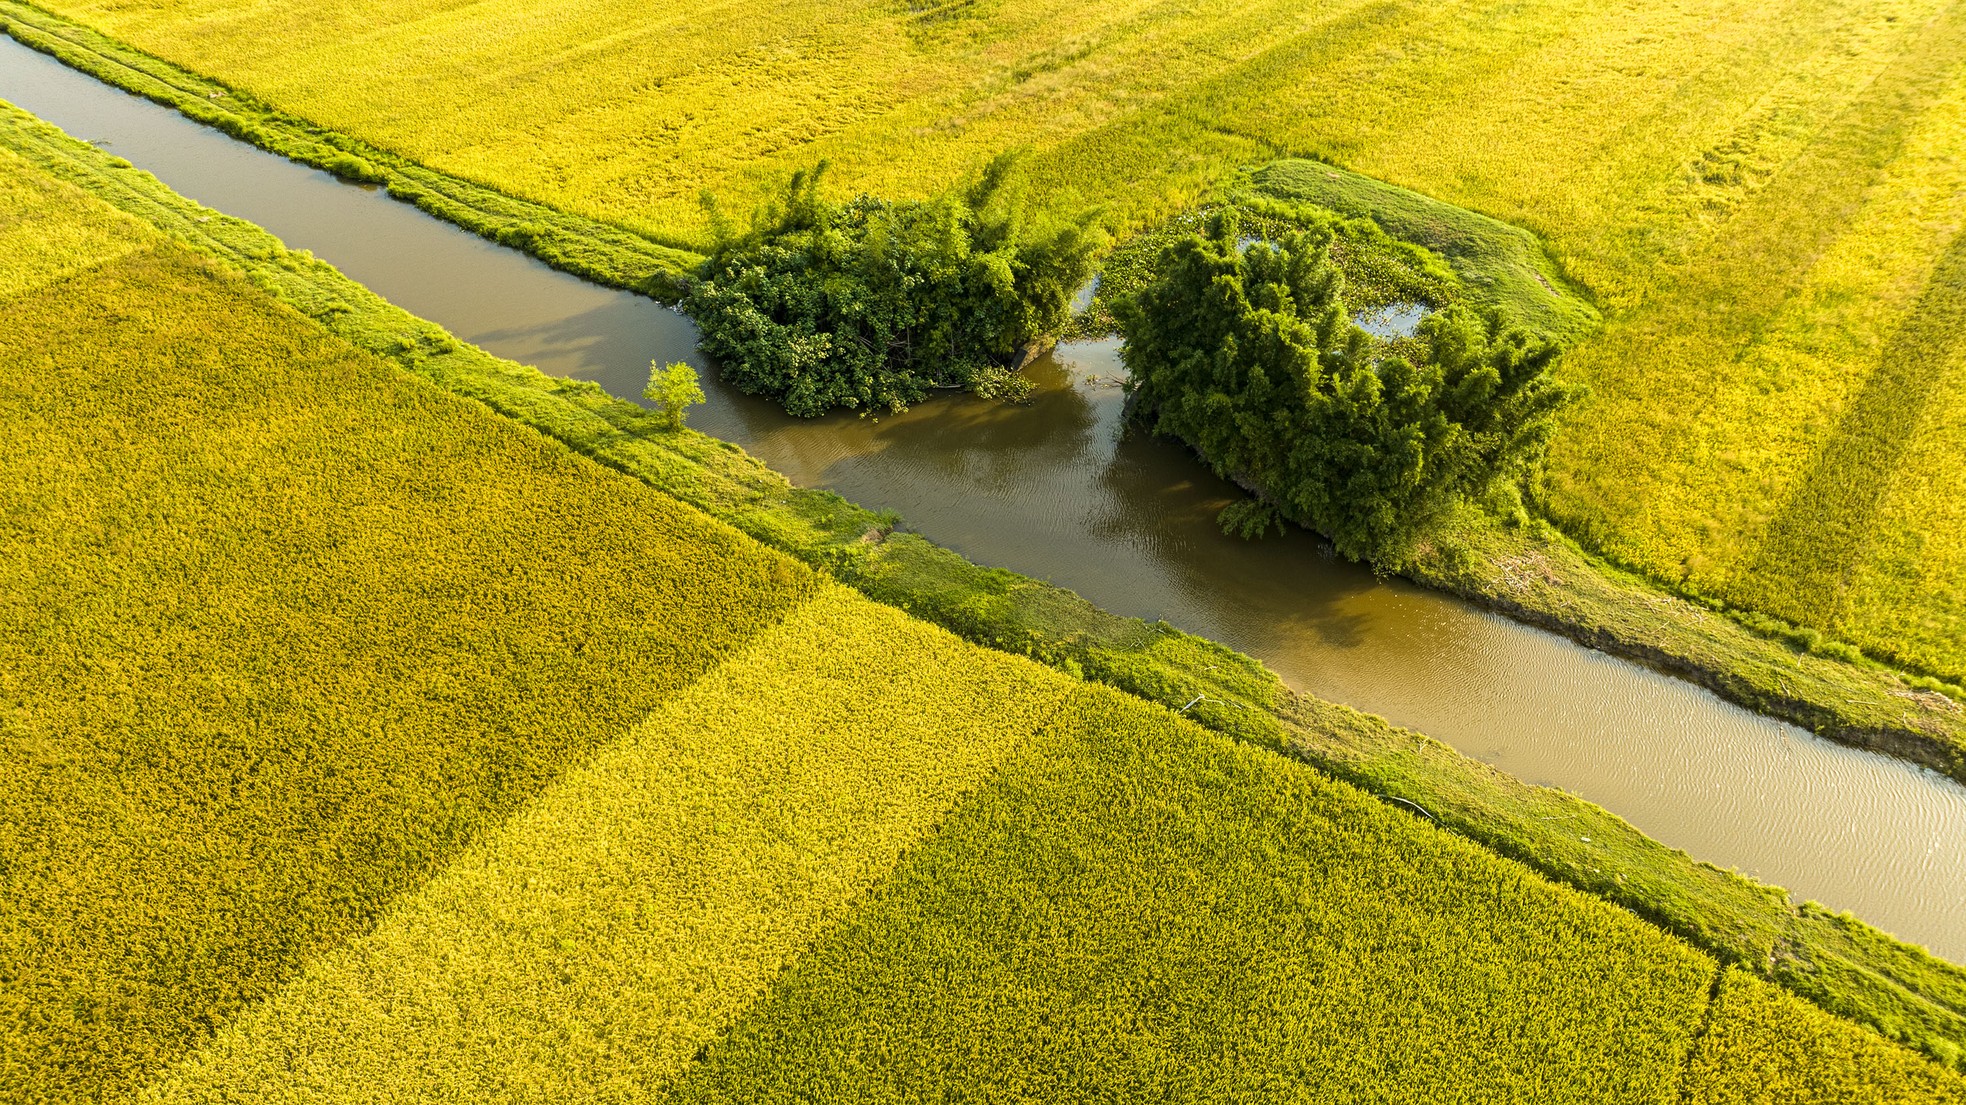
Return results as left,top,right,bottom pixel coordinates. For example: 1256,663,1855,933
671,684,1719,1104
139,586,1073,1104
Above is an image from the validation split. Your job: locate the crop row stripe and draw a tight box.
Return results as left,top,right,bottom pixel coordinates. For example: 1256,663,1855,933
136,585,1077,1104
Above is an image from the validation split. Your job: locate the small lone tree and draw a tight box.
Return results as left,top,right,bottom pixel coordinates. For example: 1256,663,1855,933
645,360,706,430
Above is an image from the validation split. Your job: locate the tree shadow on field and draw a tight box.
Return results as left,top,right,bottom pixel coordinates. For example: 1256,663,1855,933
1740,225,1966,626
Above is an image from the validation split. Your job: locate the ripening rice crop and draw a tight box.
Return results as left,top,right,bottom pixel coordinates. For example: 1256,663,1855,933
0,143,151,299
1682,969,1966,1104
669,683,1718,1104
138,585,1074,1104
16,0,1966,681
0,173,814,1102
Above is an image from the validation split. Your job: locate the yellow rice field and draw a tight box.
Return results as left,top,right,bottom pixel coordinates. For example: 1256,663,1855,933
7,102,1965,1103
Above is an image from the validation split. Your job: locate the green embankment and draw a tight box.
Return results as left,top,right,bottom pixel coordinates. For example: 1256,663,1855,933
4,0,1960,782
140,587,1074,1104
1249,158,1604,341
0,149,813,1103
672,684,1714,1104
4,81,1966,1076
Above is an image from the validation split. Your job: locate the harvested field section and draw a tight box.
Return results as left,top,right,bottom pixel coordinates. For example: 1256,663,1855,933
1682,969,1966,1103
0,233,813,1103
670,684,1717,1103
141,586,1074,1105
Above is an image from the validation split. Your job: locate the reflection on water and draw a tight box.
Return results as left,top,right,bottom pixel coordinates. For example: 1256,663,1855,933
1356,302,1430,339
4,34,1964,962
1070,275,1100,314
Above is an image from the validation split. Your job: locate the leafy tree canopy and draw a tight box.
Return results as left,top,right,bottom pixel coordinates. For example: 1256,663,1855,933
644,360,706,430
687,155,1106,417
1119,210,1575,569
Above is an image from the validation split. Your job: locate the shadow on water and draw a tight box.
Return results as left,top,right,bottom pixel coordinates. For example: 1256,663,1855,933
4,33,1966,962
474,298,697,390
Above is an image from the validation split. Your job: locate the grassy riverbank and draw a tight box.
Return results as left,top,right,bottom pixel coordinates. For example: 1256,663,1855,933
15,110,1962,1103
0,2,699,295
6,0,1959,790
7,92,1965,1080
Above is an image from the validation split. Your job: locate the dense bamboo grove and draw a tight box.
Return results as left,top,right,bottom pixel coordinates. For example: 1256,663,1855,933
0,175,812,1101
22,0,1964,680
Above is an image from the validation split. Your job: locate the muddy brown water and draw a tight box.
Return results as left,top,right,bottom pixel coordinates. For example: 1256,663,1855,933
5,35,1964,962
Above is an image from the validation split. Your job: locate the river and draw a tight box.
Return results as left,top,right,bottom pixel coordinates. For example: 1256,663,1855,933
4,34,1962,962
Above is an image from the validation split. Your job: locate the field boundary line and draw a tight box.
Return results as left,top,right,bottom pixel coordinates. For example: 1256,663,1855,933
1673,962,1733,1105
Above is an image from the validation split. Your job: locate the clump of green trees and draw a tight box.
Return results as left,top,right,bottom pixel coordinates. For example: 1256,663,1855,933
1119,210,1574,570
687,156,1105,417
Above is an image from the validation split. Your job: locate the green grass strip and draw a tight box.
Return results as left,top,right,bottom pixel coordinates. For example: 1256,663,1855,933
1683,969,1966,1103
0,225,813,1101
671,683,1715,1103
138,586,1074,1104
1249,158,1603,341
2,89,1962,1070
